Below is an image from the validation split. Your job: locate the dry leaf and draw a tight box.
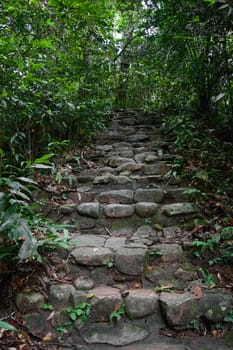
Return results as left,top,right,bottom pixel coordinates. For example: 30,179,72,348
46,311,55,321
146,265,153,271
43,332,53,341
194,286,203,299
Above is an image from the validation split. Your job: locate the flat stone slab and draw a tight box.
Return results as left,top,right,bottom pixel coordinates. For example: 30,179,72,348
89,286,122,321
125,289,159,318
135,202,160,217
93,175,113,184
134,188,166,203
107,156,135,167
134,152,157,163
114,247,147,275
83,322,148,345
77,203,100,218
161,203,197,216
144,163,171,175
117,162,144,173
153,244,184,263
128,133,150,142
104,204,134,218
71,247,114,266
111,175,132,184
69,234,106,247
105,237,126,250
160,292,198,328
98,190,134,204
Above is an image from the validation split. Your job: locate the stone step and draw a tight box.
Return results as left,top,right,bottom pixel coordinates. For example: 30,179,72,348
16,110,232,348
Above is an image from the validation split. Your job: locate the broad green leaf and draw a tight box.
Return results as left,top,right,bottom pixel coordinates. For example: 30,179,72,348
0,320,18,332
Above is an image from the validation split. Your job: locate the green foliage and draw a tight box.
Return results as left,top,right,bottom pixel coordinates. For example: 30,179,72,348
41,303,54,311
0,320,18,332
0,175,72,263
224,309,233,323
66,302,91,323
1,0,114,167
110,304,126,323
192,234,221,258
198,267,216,287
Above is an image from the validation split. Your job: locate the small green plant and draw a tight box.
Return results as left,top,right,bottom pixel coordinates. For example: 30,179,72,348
108,258,114,268
110,304,126,323
192,234,221,257
149,249,163,257
66,302,91,323
224,309,233,323
198,267,216,287
41,303,54,311
190,318,200,330
0,320,18,332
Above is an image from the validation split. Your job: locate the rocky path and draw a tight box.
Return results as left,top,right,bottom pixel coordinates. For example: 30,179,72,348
15,110,232,349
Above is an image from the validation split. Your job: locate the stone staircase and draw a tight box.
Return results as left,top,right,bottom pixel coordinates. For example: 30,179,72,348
15,110,233,349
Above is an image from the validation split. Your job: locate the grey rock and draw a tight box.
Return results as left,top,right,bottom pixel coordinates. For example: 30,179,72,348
114,247,147,275
69,234,106,247
59,204,76,214
49,284,75,308
89,285,122,321
95,145,113,151
75,216,97,229
174,268,196,281
144,163,171,175
160,292,198,327
134,152,157,163
24,313,48,336
93,175,113,184
112,142,131,148
153,244,184,263
104,204,134,218
105,237,126,250
118,150,134,158
15,292,45,312
83,322,148,345
128,133,149,142
134,188,166,203
132,225,156,239
117,162,144,173
125,289,159,318
145,155,159,163
135,202,160,217
111,175,132,184
70,290,88,307
77,202,100,218
99,190,134,204
199,290,233,322
90,267,113,284
73,277,95,290
161,203,197,216
107,156,135,168
71,247,114,266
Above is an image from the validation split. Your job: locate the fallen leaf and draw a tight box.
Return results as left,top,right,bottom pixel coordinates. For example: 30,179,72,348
43,332,53,341
194,286,203,299
146,265,153,271
46,311,55,321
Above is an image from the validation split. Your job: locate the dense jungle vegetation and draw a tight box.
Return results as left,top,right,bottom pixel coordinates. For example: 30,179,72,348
0,0,232,288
